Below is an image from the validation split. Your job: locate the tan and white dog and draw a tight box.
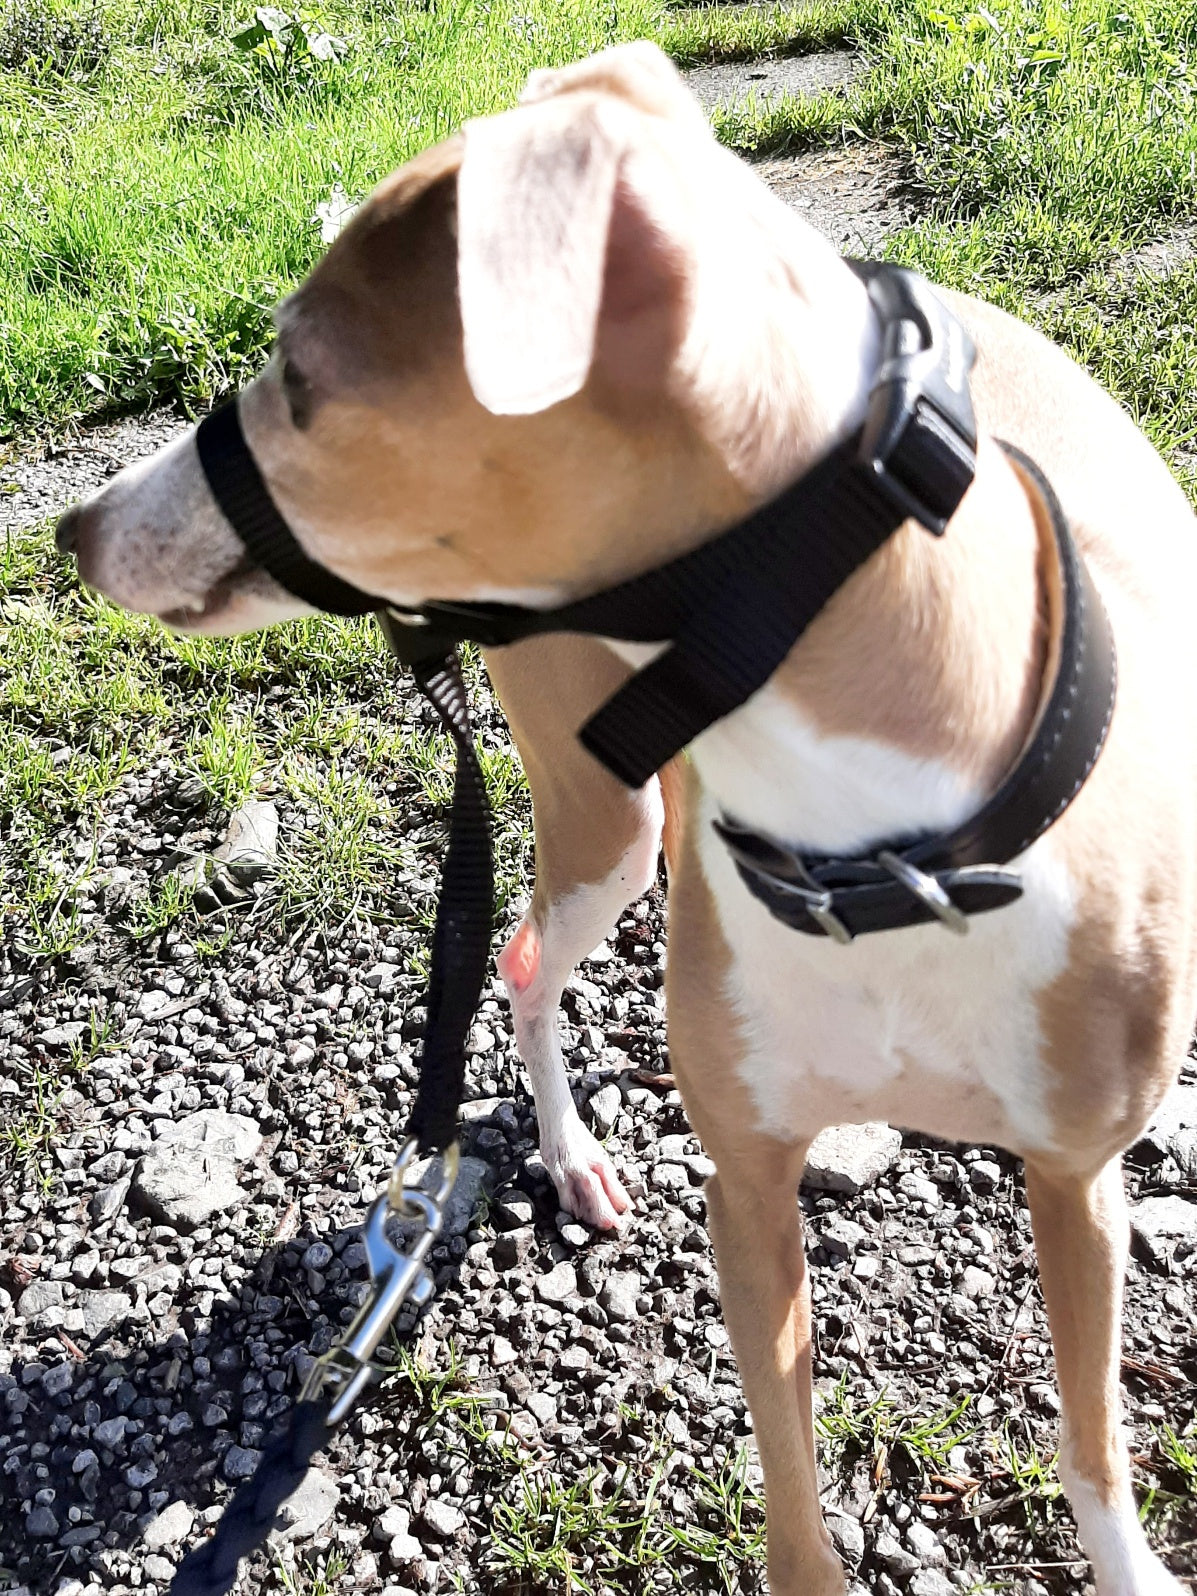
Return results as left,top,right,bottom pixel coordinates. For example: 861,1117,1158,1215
57,43,1196,1596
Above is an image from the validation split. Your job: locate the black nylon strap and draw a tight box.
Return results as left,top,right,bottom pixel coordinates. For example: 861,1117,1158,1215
196,404,377,618
399,438,906,787
718,441,1117,938
397,642,495,1153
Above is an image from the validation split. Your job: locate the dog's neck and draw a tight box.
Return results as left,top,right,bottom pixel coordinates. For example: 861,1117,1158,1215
666,223,1050,855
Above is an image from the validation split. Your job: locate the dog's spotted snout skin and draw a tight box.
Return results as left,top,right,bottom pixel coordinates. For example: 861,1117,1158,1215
57,428,307,635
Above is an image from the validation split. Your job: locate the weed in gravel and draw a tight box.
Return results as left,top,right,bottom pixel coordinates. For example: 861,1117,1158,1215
0,1059,66,1191
272,1549,349,1596
816,1374,977,1486
658,1447,768,1588
996,1421,1063,1531
186,710,266,810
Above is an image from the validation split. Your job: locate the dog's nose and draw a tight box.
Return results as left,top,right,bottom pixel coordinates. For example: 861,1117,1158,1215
56,503,82,555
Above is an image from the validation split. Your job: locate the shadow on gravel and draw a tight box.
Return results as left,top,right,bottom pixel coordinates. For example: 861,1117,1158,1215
0,1167,485,1594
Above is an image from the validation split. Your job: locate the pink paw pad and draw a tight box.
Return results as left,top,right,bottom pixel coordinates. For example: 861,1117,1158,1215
498,922,541,994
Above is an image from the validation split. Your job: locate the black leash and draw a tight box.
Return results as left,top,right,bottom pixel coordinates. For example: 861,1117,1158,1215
170,1403,330,1596
170,648,487,1596
172,262,1116,1592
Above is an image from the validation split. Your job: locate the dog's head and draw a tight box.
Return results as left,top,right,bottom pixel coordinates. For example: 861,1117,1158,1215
58,42,866,634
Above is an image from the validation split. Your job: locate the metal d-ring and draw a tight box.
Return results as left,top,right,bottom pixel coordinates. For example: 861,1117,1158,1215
876,850,969,935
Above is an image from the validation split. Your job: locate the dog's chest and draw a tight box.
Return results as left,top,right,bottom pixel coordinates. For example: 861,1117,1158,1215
688,696,1078,1154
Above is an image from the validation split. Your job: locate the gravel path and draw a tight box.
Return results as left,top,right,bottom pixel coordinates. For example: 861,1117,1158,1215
3,45,1197,1596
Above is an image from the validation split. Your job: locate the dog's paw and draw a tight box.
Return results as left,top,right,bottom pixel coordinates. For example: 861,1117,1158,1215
543,1118,632,1230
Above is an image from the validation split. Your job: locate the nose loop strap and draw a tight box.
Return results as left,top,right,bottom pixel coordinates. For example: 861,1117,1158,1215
195,402,379,618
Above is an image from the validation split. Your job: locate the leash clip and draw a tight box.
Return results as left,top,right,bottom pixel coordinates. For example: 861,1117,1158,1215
301,1139,459,1426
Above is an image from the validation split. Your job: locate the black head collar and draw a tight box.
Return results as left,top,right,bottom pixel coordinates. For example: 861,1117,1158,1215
197,263,978,788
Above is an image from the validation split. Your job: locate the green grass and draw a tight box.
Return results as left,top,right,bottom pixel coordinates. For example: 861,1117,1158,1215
0,0,663,430
381,1344,766,1595
0,526,535,954
2,0,1195,472
816,1376,977,1490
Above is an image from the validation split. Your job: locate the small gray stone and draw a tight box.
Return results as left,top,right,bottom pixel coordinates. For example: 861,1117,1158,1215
142,1499,195,1550
421,1498,465,1538
875,1530,920,1577
599,1272,641,1324
443,1156,491,1237
41,1362,73,1397
76,1290,130,1339
524,1391,557,1426
300,1242,333,1271
272,1469,338,1543
133,1110,261,1229
1137,1083,1197,1176
389,1532,424,1566
27,1505,60,1537
819,1217,866,1257
1131,1195,1197,1265
905,1520,946,1565
214,800,279,883
59,1525,101,1548
72,1449,99,1475
89,1177,131,1222
969,1159,1002,1194
908,1573,955,1596
588,1084,623,1137
144,1556,176,1582
535,1261,577,1304
94,1416,129,1448
223,1445,262,1481
494,1193,535,1231
961,1266,996,1299
373,1505,411,1544
156,1107,262,1160
39,1022,88,1049
804,1124,902,1195
16,1279,64,1322
826,1510,865,1566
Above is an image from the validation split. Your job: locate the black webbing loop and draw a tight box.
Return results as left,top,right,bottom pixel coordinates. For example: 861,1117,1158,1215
170,1400,332,1596
195,405,377,619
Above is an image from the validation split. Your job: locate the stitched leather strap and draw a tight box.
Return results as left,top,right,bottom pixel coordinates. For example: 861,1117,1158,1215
715,443,1117,939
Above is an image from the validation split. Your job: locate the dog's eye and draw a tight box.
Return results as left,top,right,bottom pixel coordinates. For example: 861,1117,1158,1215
280,357,313,429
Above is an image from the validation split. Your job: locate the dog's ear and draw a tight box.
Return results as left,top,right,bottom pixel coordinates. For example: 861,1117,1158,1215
520,40,709,134
457,96,688,415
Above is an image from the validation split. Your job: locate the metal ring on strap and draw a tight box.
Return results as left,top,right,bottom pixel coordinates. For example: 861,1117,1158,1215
876,850,969,935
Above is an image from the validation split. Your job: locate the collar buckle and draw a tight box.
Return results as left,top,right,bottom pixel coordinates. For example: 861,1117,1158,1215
855,264,979,536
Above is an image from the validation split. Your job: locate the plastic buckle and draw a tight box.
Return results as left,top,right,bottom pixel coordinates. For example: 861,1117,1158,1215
857,266,979,536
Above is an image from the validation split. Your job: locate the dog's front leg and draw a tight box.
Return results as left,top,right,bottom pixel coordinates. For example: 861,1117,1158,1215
706,1147,848,1596
1025,1157,1186,1596
486,637,665,1228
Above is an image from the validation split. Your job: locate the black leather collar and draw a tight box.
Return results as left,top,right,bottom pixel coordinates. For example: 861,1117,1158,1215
715,443,1116,941
194,262,1116,943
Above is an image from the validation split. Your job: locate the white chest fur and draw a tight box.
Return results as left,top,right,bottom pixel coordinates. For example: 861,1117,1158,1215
689,686,1077,1155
